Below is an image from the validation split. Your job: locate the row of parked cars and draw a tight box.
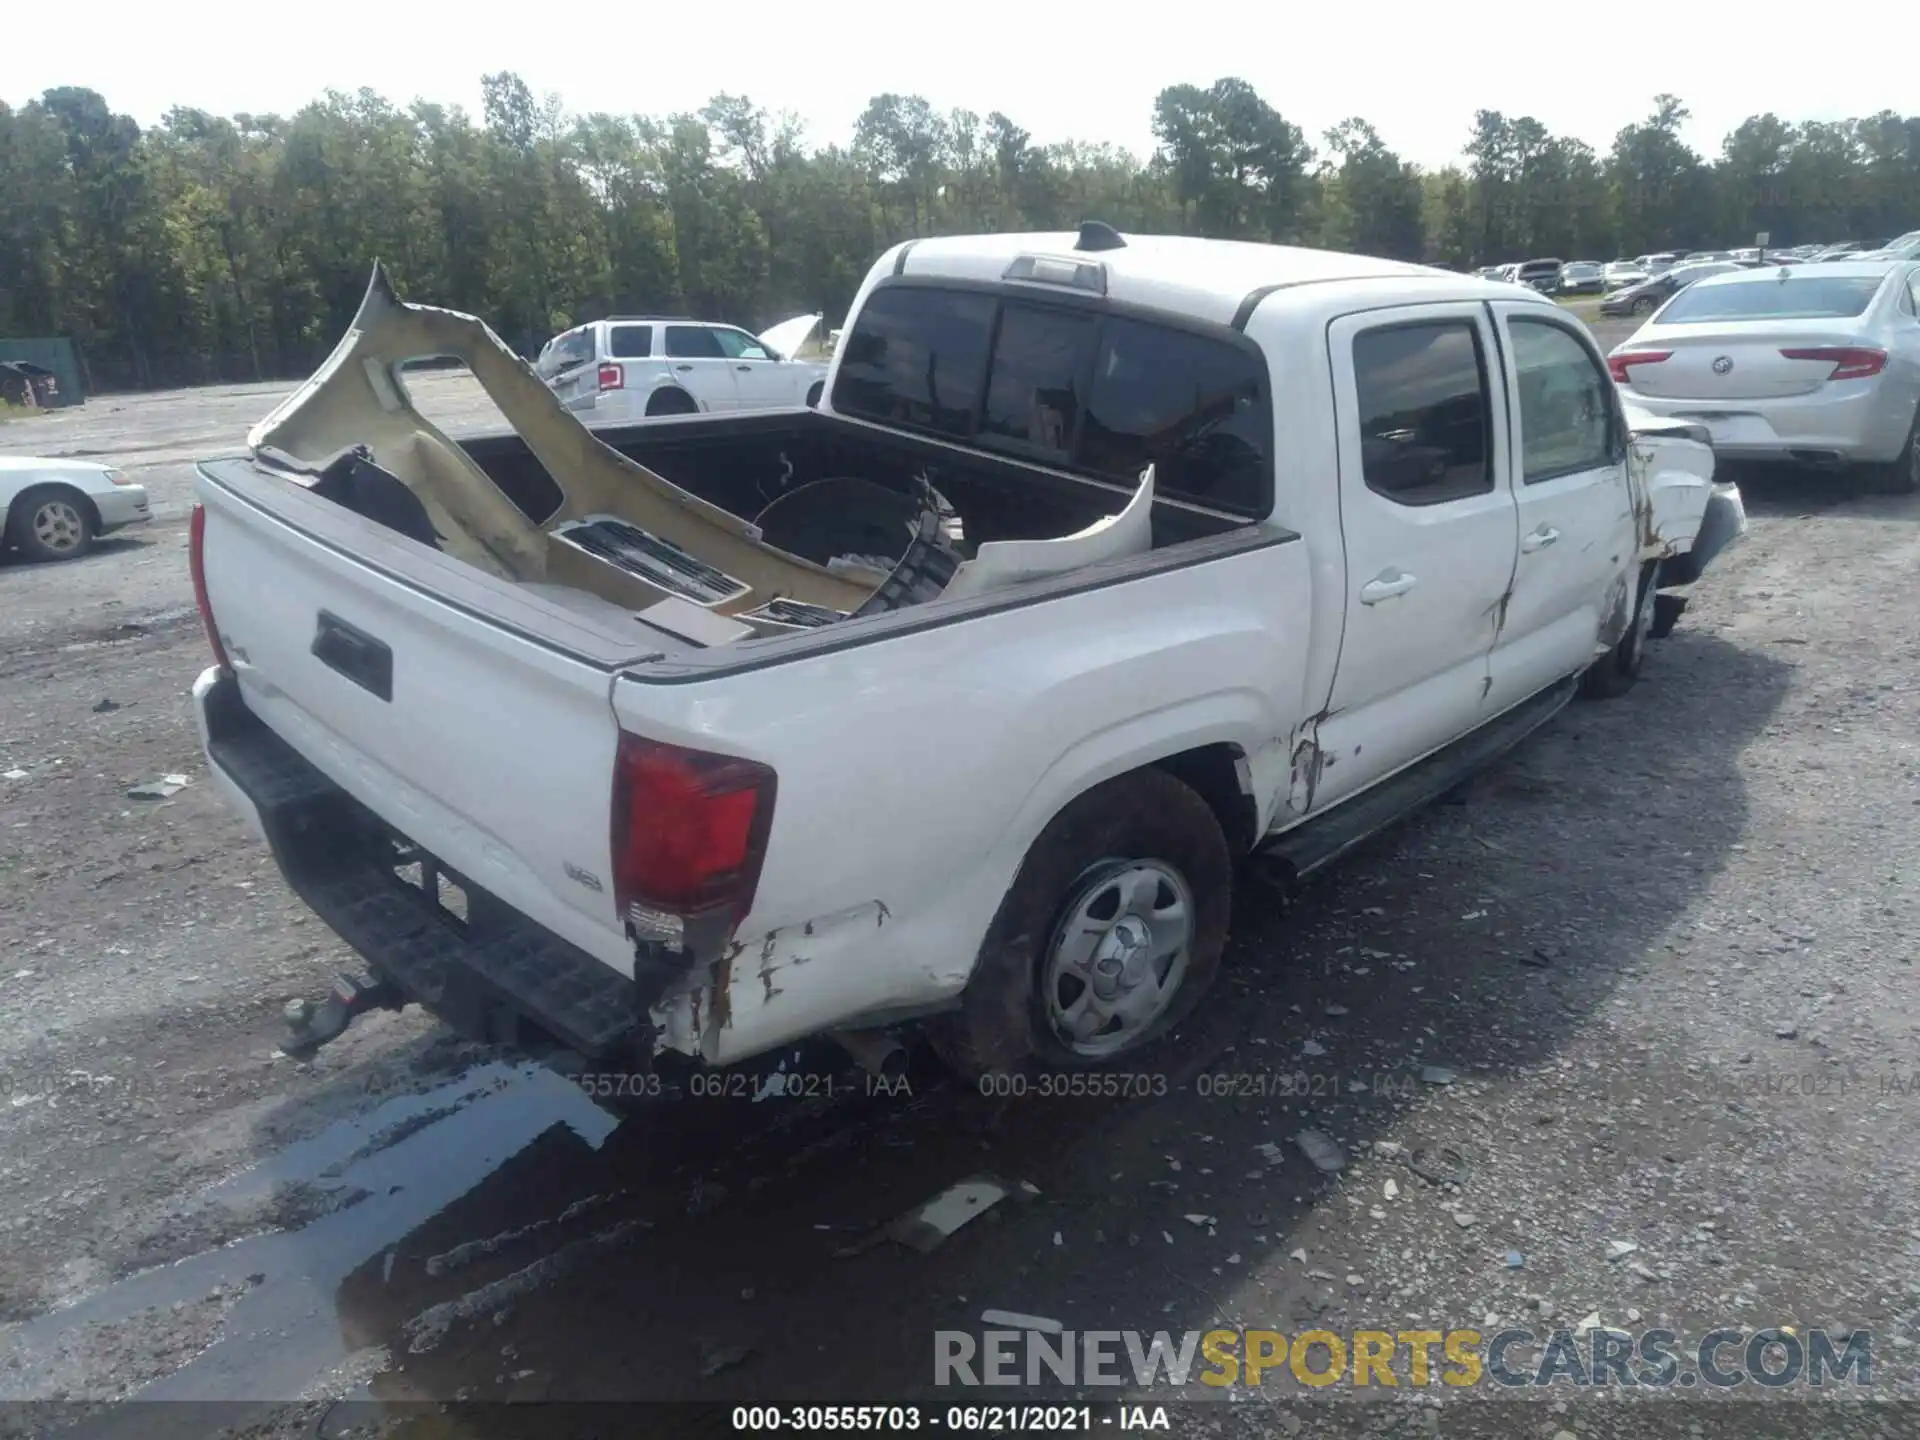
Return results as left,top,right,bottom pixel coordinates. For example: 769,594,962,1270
1476,231,1920,308
1604,254,1920,493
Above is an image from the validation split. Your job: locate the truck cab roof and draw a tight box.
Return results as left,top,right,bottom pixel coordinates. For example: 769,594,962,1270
888,230,1544,330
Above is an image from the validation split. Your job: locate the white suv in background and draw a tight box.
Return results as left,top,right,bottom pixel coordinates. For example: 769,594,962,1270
533,313,829,422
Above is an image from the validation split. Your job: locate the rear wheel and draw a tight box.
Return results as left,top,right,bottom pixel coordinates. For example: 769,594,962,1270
7,485,94,563
1863,407,1920,496
926,769,1232,1079
1578,561,1658,700
645,388,697,417
1631,295,1658,316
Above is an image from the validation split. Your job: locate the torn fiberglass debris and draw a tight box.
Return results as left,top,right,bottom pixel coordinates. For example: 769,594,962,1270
245,264,1159,645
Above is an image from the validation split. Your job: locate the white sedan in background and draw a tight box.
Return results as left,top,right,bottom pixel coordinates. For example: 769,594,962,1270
1,456,151,562
1607,260,1920,493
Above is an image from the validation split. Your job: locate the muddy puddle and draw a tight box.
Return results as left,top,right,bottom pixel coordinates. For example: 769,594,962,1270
8,1034,1160,1426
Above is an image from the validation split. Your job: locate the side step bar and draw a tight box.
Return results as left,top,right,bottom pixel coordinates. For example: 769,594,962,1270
1257,676,1576,882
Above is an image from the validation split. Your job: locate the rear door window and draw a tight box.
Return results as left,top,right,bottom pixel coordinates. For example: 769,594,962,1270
1350,321,1493,505
664,326,726,359
608,324,653,359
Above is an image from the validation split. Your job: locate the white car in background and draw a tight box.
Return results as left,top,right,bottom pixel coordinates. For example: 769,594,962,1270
1,456,151,562
1852,229,1920,263
534,314,830,423
1603,259,1648,291
1607,260,1920,493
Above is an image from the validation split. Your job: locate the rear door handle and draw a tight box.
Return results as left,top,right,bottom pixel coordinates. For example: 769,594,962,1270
1360,571,1418,604
675,364,693,372
1521,526,1560,553
736,364,753,372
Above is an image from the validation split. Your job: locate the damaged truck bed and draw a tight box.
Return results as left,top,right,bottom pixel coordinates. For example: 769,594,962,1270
191,231,1744,1092
237,264,1211,653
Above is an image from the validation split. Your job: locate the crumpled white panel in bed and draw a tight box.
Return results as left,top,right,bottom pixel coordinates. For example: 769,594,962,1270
939,465,1156,604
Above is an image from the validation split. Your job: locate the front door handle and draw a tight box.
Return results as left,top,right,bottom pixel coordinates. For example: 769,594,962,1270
1521,525,1560,553
736,364,753,372
1360,570,1418,604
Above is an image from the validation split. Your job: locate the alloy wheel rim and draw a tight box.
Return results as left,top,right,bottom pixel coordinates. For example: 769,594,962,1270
33,500,84,554
1042,859,1195,1058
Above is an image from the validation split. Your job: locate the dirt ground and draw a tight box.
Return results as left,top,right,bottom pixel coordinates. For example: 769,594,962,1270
3,345,1919,1439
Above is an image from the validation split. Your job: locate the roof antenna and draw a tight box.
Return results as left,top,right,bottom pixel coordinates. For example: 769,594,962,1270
1075,221,1126,253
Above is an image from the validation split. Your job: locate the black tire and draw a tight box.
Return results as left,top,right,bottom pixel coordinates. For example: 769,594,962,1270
805,380,824,408
645,388,697,417
7,485,94,563
1631,295,1658,316
925,768,1232,1080
1862,406,1920,496
1578,561,1658,700
1649,591,1687,640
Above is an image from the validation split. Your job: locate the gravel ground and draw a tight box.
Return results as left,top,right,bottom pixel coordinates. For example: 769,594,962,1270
3,346,1919,1439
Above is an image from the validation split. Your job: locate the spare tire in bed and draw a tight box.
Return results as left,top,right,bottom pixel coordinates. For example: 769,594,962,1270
751,477,927,567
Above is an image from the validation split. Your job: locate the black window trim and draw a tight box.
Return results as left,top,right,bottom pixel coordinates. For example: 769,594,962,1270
1348,314,1497,510
1501,310,1622,487
834,275,1277,520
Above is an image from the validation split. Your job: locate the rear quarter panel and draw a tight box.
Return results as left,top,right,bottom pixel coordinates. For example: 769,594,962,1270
613,536,1314,1062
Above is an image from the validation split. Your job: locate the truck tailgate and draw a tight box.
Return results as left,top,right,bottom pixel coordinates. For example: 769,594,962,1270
195,466,639,978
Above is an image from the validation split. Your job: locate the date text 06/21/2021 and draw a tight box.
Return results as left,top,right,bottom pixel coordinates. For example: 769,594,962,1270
729,1405,1156,1431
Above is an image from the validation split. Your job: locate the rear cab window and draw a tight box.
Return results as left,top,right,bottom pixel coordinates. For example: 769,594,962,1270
831,283,1273,516
1655,274,1887,324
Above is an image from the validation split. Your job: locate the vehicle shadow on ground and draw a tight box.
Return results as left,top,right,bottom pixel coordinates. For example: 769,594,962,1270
0,534,153,570
1722,460,1919,521
211,627,1787,1410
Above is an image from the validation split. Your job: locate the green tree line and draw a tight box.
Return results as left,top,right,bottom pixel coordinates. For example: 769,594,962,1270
2,75,1916,391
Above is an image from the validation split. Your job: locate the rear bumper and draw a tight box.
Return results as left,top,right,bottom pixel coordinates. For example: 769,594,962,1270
1620,385,1916,465
192,665,643,1064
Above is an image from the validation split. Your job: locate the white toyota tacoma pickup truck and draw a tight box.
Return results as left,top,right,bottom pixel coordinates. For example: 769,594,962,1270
188,224,1746,1089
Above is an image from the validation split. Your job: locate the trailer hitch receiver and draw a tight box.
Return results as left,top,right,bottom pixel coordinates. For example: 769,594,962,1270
280,973,404,1060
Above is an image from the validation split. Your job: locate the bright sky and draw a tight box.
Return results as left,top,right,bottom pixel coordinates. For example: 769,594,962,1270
2,1,1896,172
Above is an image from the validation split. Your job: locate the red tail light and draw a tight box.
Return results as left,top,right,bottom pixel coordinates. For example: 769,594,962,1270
187,503,232,673
1608,350,1671,385
612,733,775,944
1779,346,1886,381
597,362,624,391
